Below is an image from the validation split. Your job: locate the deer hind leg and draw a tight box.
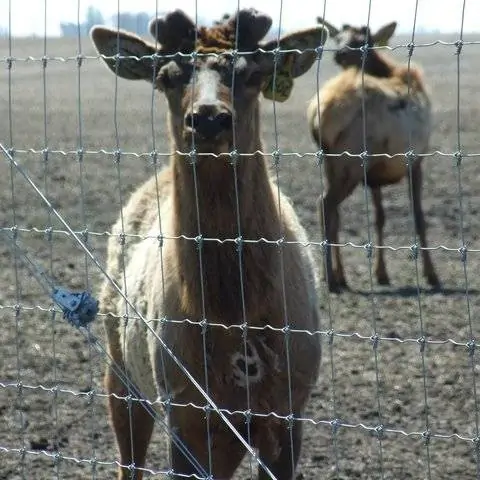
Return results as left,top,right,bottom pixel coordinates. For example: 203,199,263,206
371,186,390,285
257,418,304,480
409,162,441,288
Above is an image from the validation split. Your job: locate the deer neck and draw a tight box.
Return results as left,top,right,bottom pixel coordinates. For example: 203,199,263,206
168,103,281,320
363,51,396,78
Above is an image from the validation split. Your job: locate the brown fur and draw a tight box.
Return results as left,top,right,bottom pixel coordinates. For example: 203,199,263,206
196,24,237,52
92,9,326,480
196,12,269,54
307,22,440,292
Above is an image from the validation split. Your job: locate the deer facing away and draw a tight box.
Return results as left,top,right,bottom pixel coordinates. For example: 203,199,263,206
91,9,328,480
307,19,440,292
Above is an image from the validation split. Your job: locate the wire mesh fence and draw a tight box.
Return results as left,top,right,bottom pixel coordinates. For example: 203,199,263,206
1,0,480,479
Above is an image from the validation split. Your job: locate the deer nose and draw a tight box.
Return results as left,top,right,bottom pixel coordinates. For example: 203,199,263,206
184,104,233,140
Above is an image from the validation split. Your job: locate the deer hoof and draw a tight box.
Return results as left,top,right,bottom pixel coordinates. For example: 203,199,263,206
327,277,348,293
426,273,441,290
376,273,390,286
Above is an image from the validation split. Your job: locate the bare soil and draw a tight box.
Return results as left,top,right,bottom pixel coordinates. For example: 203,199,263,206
1,32,480,479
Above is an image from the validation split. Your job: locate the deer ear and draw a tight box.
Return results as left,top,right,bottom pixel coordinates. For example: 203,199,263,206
90,26,158,81
372,21,397,46
316,17,340,38
259,26,329,102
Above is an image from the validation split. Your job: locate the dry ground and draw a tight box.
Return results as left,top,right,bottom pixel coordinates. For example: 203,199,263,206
1,31,480,479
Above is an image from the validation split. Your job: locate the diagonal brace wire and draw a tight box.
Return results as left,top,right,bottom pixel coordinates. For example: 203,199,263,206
0,142,277,480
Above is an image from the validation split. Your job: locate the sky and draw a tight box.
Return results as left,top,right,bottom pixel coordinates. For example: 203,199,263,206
0,0,478,37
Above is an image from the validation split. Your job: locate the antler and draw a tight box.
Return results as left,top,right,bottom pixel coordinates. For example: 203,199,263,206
146,9,273,56
148,9,197,53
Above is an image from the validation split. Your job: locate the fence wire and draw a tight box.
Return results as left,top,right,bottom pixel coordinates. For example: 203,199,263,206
1,0,480,479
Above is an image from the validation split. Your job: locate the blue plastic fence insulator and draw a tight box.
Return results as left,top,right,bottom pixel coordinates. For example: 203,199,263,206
51,286,99,328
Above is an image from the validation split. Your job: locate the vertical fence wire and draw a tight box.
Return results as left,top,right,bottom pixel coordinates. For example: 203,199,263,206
147,1,177,477
454,0,480,475
74,0,99,477
359,1,386,477
187,4,216,476
268,3,302,478
6,0,26,477
402,1,434,477
313,1,343,476
110,1,142,475
41,2,62,477
146,4,184,478
228,1,256,477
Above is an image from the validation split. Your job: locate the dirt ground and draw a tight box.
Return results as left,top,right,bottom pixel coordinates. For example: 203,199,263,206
1,29,480,480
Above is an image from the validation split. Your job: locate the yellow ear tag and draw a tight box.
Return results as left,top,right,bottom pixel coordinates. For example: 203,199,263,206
262,53,295,103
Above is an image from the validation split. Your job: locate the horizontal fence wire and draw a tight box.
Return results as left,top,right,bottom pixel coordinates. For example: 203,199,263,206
3,147,480,159
0,380,477,443
1,37,480,64
0,226,475,253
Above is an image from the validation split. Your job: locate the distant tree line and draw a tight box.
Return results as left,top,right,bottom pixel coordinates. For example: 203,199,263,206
60,6,105,37
58,6,288,40
60,6,212,37
60,6,156,37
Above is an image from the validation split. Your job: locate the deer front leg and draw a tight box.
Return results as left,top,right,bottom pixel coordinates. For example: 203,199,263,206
168,405,246,479
319,191,347,292
105,364,154,480
257,419,304,480
319,162,362,292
